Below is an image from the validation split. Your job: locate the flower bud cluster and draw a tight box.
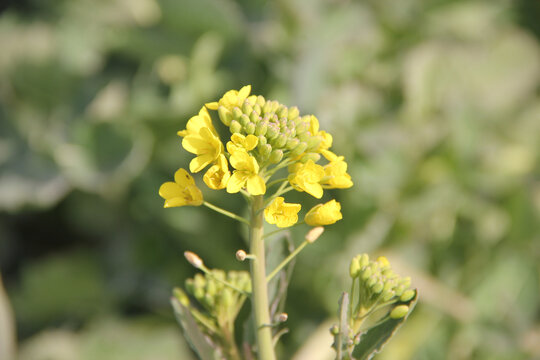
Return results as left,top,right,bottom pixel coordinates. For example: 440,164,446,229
218,95,325,166
349,254,414,319
183,269,251,335
185,270,251,312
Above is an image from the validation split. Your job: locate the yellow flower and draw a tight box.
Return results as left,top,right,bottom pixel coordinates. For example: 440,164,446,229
226,133,259,154
264,197,301,228
227,149,266,195
203,154,231,190
288,160,325,198
305,200,343,226
206,85,254,111
322,156,353,189
159,168,203,208
182,127,224,173
177,107,218,138
308,115,333,153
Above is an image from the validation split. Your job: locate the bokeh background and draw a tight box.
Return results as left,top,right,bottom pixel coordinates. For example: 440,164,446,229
1,0,540,359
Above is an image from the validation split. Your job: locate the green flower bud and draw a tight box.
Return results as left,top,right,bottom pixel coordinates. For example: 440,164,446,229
291,142,308,156
266,124,279,140
250,111,260,123
255,121,268,136
270,100,280,113
372,281,384,294
349,257,361,278
307,136,322,150
269,149,284,164
206,280,217,296
361,268,372,280
301,152,321,163
203,293,214,308
240,114,250,127
256,95,266,107
232,107,243,119
367,275,377,288
400,289,415,302
279,117,288,129
229,120,242,134
258,135,267,146
218,106,232,126
359,254,369,268
262,101,272,115
286,138,300,150
185,278,195,294
274,134,288,148
390,305,409,319
298,131,310,143
222,288,234,308
253,104,262,115
259,144,272,158
277,106,288,119
330,324,340,335
245,122,256,134
173,288,190,306
242,102,253,115
194,287,205,300
382,289,395,302
288,106,299,120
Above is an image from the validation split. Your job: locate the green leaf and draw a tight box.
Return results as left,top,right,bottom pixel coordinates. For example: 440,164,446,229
171,297,220,360
351,290,418,360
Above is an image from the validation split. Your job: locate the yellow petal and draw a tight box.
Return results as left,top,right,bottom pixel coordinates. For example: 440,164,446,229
174,168,195,186
159,182,182,199
227,172,248,193
189,153,215,173
238,85,251,100
164,197,187,208
182,136,210,155
246,175,266,195
205,102,219,110
244,134,259,151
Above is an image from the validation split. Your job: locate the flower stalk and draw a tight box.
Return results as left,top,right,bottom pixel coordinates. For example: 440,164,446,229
249,195,276,360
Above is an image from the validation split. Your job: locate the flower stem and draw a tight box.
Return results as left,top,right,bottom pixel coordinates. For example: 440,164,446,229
249,195,276,360
266,240,309,282
203,201,250,225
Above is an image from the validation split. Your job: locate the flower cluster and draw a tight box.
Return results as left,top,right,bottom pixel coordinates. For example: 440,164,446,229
349,254,415,327
159,86,353,227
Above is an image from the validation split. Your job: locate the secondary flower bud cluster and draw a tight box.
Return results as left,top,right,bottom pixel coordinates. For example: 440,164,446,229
182,269,251,337
349,254,415,320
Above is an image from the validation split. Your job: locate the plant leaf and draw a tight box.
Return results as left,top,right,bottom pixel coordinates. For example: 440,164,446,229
171,296,220,360
351,290,418,360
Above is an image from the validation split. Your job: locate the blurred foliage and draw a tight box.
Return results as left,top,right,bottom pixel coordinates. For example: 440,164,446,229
0,0,539,359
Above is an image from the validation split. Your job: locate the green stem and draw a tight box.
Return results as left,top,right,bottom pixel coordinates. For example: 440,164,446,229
249,195,276,360
266,178,288,189
266,240,309,282
203,201,250,225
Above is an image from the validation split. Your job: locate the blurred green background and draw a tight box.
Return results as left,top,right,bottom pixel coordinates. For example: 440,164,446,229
1,0,539,359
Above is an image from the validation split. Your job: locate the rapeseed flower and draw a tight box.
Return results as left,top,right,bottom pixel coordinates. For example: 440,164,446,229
205,85,253,111
305,199,342,226
182,127,224,173
203,154,231,190
159,168,203,208
227,133,258,154
288,160,325,198
227,149,266,195
264,197,301,228
322,156,353,189
177,106,217,138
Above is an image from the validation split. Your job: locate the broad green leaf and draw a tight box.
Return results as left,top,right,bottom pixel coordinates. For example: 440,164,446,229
352,290,418,360
171,297,220,360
